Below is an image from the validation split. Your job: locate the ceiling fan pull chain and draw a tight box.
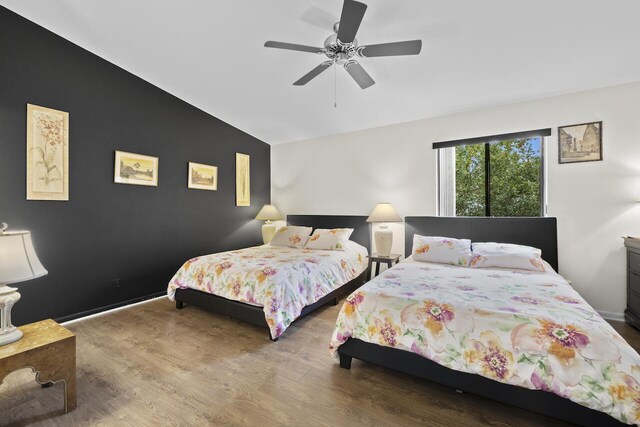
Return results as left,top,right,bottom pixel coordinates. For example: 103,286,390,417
334,63,337,108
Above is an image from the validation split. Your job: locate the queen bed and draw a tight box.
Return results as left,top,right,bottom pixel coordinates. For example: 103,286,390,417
168,215,370,341
332,216,638,427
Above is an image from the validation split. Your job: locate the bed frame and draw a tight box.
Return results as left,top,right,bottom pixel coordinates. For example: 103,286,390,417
338,216,624,427
175,215,371,341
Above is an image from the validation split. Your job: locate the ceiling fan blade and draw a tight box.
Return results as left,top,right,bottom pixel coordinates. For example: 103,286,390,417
344,61,375,89
293,62,332,86
336,0,367,44
264,41,324,54
358,40,422,57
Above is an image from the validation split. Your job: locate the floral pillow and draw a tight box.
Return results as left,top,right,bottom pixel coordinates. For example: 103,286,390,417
470,242,545,272
412,235,471,267
303,228,354,251
269,226,312,248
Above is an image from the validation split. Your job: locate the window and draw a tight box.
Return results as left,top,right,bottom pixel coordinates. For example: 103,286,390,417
436,129,549,217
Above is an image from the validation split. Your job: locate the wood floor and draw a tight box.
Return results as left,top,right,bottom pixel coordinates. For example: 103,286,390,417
1,298,639,427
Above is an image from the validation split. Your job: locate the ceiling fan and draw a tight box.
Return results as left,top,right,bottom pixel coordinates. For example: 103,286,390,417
264,0,422,89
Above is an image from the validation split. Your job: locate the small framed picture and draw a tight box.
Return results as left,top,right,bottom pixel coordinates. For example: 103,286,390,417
188,162,218,191
114,150,159,186
558,121,602,164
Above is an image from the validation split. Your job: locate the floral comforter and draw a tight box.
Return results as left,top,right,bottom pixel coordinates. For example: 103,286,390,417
168,243,368,338
330,257,640,425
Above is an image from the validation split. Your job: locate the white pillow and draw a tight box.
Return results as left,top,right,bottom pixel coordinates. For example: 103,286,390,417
412,235,472,267
269,226,312,248
470,242,545,272
304,228,353,251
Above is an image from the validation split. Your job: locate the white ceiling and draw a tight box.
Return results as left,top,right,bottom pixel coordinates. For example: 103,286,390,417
3,0,640,144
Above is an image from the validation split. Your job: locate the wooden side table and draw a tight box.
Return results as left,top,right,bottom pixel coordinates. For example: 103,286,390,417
368,253,401,280
0,319,76,413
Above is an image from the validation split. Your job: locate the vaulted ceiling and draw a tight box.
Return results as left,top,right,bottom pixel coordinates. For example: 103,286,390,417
3,0,640,144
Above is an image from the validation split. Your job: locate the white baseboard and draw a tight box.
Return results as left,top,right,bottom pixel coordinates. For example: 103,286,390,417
61,295,165,326
597,310,625,322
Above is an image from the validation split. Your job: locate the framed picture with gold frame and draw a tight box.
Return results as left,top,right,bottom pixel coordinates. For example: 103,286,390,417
236,153,250,206
114,150,159,186
26,104,69,201
188,162,218,191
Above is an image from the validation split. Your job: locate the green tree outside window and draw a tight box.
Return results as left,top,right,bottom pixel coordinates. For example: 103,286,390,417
455,138,541,217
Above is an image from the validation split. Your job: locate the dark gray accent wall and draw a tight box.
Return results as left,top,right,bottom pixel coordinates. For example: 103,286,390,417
0,7,270,325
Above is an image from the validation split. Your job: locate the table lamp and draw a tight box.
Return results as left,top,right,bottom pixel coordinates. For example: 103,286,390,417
0,223,48,345
366,203,402,257
255,205,283,244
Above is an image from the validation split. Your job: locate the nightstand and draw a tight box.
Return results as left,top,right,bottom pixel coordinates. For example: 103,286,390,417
0,319,76,413
368,253,401,280
624,237,640,330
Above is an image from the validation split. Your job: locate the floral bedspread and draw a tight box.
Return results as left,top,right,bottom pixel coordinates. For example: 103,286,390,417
330,258,640,425
168,244,368,338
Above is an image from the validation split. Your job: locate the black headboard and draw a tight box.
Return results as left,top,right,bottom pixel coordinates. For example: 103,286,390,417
404,217,559,272
287,215,371,250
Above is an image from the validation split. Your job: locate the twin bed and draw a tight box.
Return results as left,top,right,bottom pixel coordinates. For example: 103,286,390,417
167,215,640,426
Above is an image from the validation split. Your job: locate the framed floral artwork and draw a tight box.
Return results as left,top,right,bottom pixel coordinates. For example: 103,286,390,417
26,104,69,201
236,153,250,206
114,150,159,186
188,162,217,191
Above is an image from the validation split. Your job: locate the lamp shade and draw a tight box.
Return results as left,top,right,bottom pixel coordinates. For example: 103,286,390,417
255,204,282,221
366,203,402,223
0,230,47,284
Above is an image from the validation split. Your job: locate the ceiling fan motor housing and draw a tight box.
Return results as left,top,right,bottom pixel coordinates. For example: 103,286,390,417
324,32,358,64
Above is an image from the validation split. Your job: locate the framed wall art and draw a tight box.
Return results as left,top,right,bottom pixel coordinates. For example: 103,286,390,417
236,153,250,206
26,104,69,201
188,162,217,191
114,150,159,186
558,121,602,164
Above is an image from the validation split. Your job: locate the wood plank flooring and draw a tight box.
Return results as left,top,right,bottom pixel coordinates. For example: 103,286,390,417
1,298,639,426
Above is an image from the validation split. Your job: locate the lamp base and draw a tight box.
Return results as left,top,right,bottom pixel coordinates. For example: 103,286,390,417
0,284,22,346
0,328,22,346
262,222,277,244
375,229,393,257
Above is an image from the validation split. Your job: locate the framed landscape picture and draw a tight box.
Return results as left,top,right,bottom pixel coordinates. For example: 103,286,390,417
114,150,158,186
558,121,602,164
188,162,217,191
236,153,250,206
26,104,69,201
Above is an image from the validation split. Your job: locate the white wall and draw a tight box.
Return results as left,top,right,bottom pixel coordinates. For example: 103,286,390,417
272,81,640,318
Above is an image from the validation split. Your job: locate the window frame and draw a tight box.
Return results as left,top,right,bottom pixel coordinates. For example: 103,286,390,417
436,129,549,218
